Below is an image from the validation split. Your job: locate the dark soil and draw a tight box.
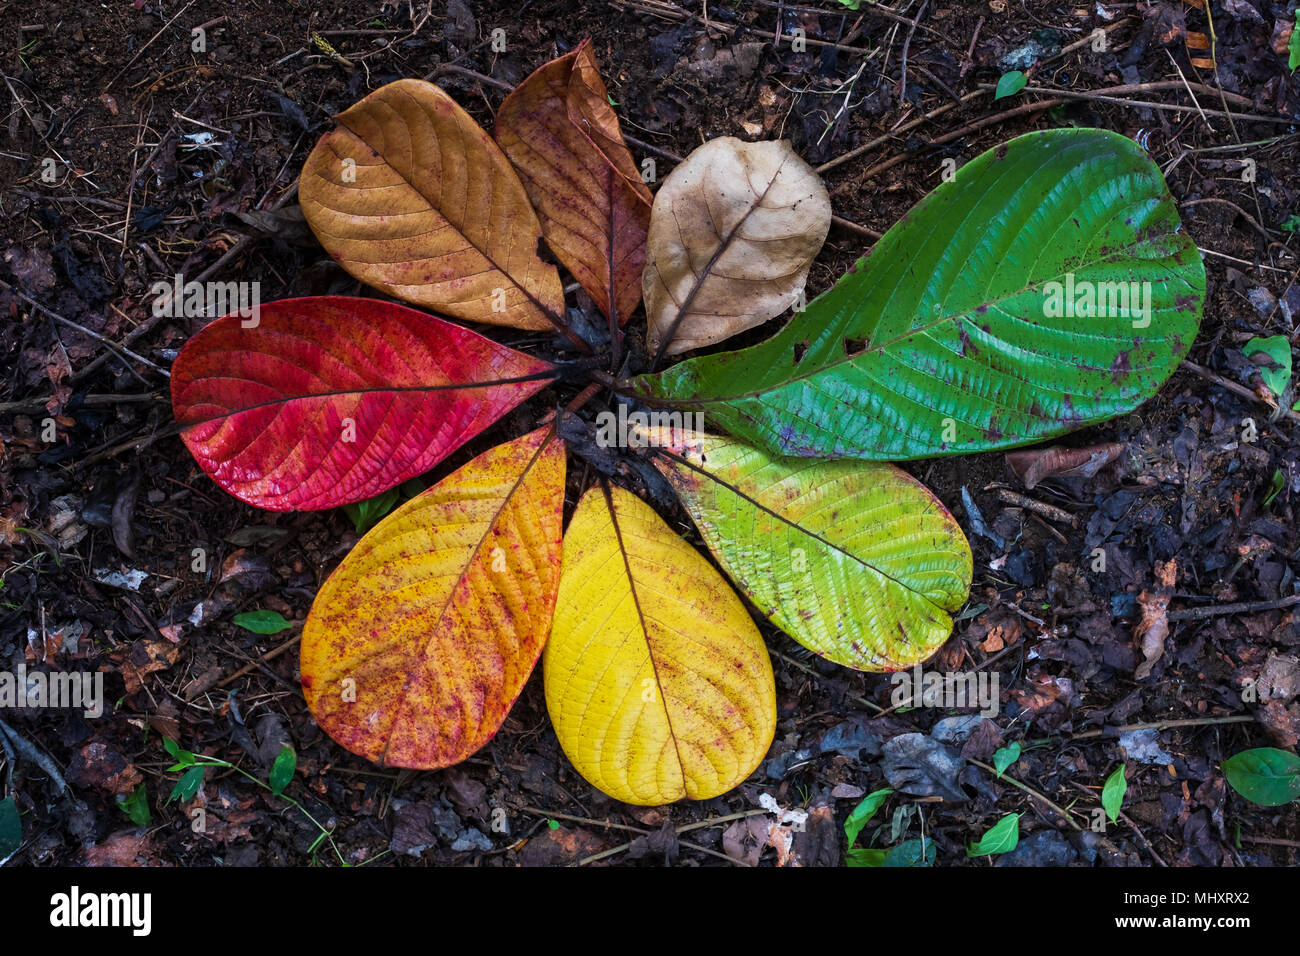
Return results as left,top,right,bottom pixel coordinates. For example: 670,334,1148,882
1,0,1298,867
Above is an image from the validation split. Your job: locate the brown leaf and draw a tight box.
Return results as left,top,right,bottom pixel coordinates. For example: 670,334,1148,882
1134,559,1176,681
299,79,563,329
495,40,651,325
1006,442,1124,489
644,137,830,357
117,639,181,695
721,815,769,866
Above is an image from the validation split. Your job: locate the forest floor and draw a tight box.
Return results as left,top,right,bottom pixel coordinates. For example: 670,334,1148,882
1,0,1298,867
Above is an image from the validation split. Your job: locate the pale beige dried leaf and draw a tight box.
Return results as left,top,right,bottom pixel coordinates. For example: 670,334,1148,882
644,137,830,357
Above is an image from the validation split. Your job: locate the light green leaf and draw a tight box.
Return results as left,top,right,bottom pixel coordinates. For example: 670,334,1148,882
1244,335,1292,401
168,765,206,804
993,741,1021,778
1102,763,1127,823
844,787,894,848
1290,12,1300,72
232,609,295,635
269,744,297,796
163,737,196,770
118,782,152,827
1223,748,1300,807
994,70,1027,100
646,429,971,671
967,812,1020,857
635,129,1205,463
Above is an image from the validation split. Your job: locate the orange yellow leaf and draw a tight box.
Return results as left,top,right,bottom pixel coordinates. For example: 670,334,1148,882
300,427,565,768
299,79,564,330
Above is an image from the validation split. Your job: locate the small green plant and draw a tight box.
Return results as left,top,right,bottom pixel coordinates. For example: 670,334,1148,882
164,738,353,865
1264,469,1285,506
117,782,151,826
843,787,893,866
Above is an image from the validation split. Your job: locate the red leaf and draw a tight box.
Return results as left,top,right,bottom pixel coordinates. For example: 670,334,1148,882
171,296,556,511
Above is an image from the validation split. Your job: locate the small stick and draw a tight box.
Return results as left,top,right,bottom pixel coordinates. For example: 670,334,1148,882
995,489,1079,528
1167,594,1300,622
214,632,303,691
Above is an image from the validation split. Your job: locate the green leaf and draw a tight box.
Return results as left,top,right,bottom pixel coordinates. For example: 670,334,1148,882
844,787,894,848
992,741,1021,778
1264,469,1284,507
647,430,971,671
1244,335,1292,401
118,782,152,826
1223,748,1300,807
1290,12,1300,72
967,812,1020,857
163,738,196,769
341,488,400,534
1102,764,1127,823
232,609,295,635
0,796,21,862
168,765,206,804
635,129,1205,462
269,744,297,796
845,847,889,867
883,837,936,867
994,70,1027,100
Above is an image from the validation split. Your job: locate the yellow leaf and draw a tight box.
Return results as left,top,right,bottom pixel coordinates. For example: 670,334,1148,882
299,79,564,330
544,485,776,805
300,427,565,768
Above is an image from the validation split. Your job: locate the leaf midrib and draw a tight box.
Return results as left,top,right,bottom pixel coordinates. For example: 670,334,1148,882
176,371,557,431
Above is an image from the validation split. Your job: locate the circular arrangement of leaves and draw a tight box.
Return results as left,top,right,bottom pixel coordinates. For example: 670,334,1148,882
170,40,1204,806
